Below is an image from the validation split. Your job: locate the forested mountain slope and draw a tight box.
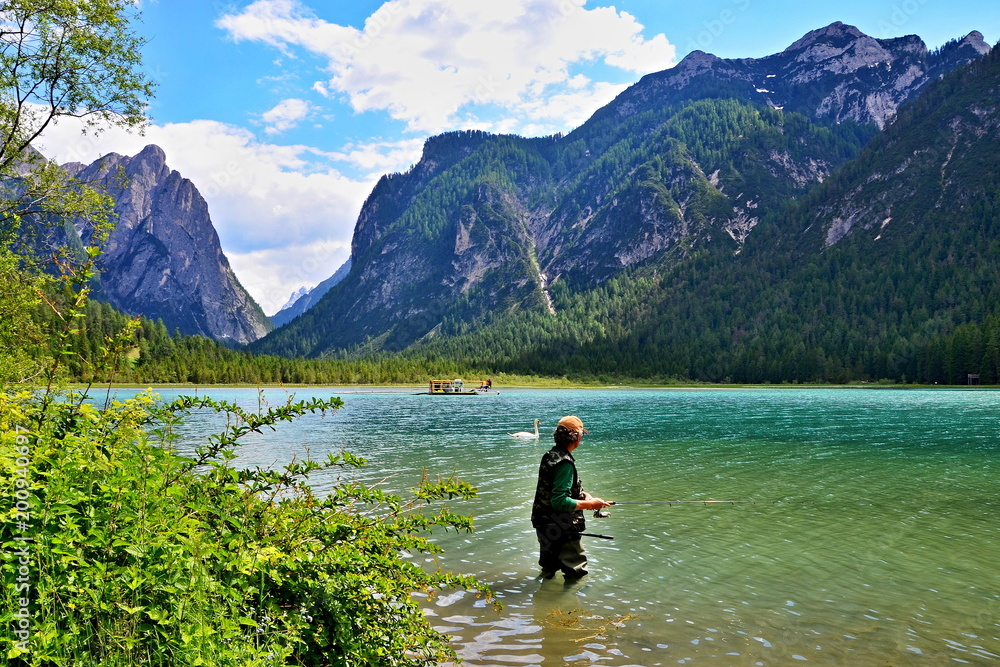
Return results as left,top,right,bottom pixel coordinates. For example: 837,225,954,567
252,100,870,358
253,23,996,384
412,45,1000,384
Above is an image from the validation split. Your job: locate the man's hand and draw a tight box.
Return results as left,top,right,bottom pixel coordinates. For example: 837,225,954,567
577,496,612,511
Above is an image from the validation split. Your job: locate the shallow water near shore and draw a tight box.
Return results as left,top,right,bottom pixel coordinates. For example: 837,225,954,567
111,386,1000,665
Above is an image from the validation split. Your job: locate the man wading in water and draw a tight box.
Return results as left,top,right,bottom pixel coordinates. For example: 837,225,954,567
531,415,612,579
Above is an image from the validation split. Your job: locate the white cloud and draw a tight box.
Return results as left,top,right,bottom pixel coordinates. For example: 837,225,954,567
261,97,316,134
519,81,630,128
218,0,677,134
322,137,425,178
36,117,383,313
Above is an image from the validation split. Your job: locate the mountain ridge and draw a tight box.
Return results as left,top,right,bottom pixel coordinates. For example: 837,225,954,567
598,21,989,130
270,258,352,328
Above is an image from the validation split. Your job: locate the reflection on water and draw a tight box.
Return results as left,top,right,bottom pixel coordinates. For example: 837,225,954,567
110,387,1000,665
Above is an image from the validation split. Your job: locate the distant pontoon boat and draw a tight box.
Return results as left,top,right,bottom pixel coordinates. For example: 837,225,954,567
418,378,493,395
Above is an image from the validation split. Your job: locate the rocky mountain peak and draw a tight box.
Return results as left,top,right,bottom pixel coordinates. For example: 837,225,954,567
956,30,991,56
667,49,723,86
675,49,721,69
135,143,167,164
783,21,867,53
127,144,169,181
65,145,272,344
781,22,911,80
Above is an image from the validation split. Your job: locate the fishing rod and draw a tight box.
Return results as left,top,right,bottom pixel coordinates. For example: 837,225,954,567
611,500,767,506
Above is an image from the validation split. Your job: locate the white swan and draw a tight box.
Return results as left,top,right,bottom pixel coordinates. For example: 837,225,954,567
509,419,541,438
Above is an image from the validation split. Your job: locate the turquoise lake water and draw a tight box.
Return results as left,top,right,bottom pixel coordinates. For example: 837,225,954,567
111,386,1000,665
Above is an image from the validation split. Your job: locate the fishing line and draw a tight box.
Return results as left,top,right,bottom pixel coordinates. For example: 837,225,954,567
583,500,786,538
592,499,784,519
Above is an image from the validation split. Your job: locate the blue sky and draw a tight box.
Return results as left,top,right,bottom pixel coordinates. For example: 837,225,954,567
39,0,998,314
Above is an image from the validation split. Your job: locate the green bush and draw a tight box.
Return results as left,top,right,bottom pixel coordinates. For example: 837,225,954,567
1,389,492,666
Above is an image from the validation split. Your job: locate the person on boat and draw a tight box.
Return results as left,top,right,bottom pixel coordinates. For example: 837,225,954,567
531,415,612,579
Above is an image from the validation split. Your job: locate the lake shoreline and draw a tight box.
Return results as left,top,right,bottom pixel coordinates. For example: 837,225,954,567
72,381,995,391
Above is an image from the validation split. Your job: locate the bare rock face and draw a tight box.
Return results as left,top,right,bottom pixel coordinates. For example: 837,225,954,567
812,52,1000,250
68,145,271,344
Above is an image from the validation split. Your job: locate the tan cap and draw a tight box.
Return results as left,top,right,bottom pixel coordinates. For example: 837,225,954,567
557,415,588,434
